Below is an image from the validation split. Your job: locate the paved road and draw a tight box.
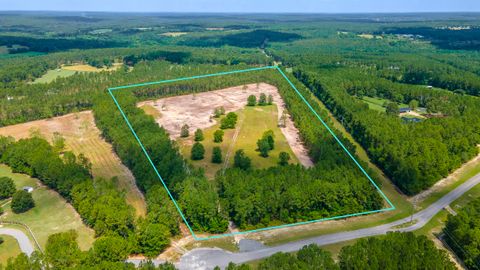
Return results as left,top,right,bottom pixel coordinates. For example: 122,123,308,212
177,172,480,270
0,227,35,256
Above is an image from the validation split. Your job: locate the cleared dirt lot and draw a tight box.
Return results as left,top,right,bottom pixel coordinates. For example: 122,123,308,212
138,83,313,167
0,111,146,216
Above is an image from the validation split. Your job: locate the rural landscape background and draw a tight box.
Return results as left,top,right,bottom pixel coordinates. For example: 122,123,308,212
0,1,480,270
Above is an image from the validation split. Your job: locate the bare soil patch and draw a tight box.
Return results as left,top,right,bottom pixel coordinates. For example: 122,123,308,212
137,83,313,167
0,111,146,216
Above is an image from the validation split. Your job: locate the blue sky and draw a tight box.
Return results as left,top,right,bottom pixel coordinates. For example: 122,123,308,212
2,0,480,13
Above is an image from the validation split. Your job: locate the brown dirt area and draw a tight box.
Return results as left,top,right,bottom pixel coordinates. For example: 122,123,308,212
0,111,146,216
137,83,313,167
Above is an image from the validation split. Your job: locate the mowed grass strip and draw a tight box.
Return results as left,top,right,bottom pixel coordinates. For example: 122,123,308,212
0,165,95,251
179,104,299,178
0,235,21,265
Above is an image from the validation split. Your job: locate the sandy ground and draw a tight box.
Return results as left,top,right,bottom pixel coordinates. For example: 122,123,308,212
399,111,426,119
0,111,146,216
409,145,480,205
137,83,313,167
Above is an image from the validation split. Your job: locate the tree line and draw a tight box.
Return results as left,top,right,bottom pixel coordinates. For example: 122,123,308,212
0,135,175,257
93,65,384,232
294,67,480,194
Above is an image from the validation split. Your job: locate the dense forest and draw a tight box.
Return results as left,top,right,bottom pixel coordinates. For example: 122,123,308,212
222,232,454,270
444,197,480,269
94,64,384,232
1,231,454,269
382,27,480,50
1,11,480,266
292,67,480,194
0,135,178,256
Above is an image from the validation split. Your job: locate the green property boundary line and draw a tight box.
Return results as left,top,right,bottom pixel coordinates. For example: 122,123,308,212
107,65,395,241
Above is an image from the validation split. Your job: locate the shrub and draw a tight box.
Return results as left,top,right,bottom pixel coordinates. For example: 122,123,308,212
194,129,204,142
212,147,223,164
233,150,251,170
279,152,291,166
247,95,257,106
180,124,189,137
267,94,273,105
258,93,267,105
213,107,225,118
0,177,15,199
257,138,270,157
220,112,238,129
213,130,224,143
11,190,35,214
262,130,275,150
191,143,205,160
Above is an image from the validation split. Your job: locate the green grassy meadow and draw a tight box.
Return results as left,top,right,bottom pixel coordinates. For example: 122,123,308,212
0,235,21,265
178,104,299,178
0,165,95,251
31,69,77,84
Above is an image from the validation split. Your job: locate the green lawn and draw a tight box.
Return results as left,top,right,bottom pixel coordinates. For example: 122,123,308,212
0,235,21,265
178,104,299,178
360,96,409,113
0,165,95,251
31,69,77,84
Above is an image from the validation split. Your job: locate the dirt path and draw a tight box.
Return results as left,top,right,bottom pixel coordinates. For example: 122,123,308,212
138,83,313,167
222,114,245,172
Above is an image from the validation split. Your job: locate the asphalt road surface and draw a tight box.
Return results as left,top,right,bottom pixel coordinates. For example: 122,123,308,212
177,172,480,270
0,227,34,256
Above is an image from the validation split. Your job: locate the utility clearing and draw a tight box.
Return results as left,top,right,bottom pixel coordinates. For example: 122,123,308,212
0,111,146,216
138,83,313,176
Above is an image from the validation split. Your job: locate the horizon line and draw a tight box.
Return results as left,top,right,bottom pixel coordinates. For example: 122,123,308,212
1,10,480,15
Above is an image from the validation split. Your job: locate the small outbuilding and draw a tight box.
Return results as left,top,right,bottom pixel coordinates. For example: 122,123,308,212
22,186,34,193
399,108,412,113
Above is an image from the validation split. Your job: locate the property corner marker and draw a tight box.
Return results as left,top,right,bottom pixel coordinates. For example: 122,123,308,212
108,65,395,241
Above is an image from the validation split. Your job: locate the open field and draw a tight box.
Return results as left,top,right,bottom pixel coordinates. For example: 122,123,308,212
138,83,313,171
32,63,123,84
160,32,188,37
360,96,409,112
177,105,300,178
0,235,21,265
0,165,95,251
0,111,146,216
31,69,77,84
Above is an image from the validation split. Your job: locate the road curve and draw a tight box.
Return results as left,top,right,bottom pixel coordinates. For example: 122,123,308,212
0,227,35,256
177,172,480,270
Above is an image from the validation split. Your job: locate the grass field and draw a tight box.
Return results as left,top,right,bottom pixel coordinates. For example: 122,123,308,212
32,63,123,84
178,105,299,178
0,235,21,265
0,165,95,251
31,69,77,84
0,111,146,216
360,96,409,112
